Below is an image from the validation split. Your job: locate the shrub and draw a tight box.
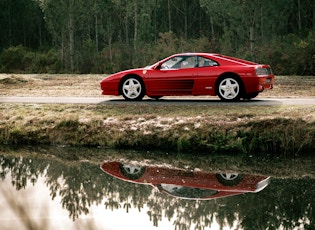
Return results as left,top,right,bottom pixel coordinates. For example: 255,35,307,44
0,45,32,73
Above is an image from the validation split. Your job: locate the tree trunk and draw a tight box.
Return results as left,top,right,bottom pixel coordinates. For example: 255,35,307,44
125,11,129,46
210,15,214,38
133,0,138,66
184,1,188,40
61,30,65,69
38,21,42,47
249,25,255,61
168,0,172,32
297,0,302,31
107,15,113,63
8,0,12,46
69,0,74,72
94,0,99,54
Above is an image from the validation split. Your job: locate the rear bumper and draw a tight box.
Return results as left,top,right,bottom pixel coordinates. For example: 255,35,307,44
259,75,274,91
245,74,274,93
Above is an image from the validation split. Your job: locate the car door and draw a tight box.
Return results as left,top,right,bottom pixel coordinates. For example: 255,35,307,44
192,56,220,95
146,55,197,96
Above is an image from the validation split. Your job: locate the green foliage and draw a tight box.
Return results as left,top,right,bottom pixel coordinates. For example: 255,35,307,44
31,49,62,74
0,46,62,73
256,32,315,75
0,0,314,74
1,31,313,75
78,40,97,74
0,45,31,73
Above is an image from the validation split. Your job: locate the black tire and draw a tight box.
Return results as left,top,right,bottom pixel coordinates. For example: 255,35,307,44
119,164,146,180
120,76,145,101
216,173,244,186
148,96,162,100
217,77,242,101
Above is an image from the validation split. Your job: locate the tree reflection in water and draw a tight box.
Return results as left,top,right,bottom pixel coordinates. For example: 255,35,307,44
0,154,314,229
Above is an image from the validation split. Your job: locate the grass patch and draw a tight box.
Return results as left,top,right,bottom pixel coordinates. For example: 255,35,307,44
0,75,28,84
1,103,314,157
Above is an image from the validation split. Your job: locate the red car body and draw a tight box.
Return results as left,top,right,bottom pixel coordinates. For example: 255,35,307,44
100,53,274,101
101,161,270,200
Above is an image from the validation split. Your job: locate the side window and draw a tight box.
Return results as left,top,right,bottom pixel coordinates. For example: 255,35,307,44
198,57,219,67
179,56,197,69
161,57,181,69
161,56,198,69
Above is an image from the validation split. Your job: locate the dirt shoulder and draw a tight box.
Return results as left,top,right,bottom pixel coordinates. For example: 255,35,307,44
0,74,315,98
0,74,105,97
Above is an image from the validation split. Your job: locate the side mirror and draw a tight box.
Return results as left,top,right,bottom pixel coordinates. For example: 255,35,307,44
155,64,162,70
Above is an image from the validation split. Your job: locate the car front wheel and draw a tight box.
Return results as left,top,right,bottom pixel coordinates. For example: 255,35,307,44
148,96,162,100
216,173,243,186
217,77,242,101
121,77,145,100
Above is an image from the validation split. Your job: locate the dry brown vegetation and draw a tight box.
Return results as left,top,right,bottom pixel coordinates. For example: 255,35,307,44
0,74,104,97
1,74,315,97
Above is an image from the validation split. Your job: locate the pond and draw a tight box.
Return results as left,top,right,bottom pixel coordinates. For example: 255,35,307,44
0,148,314,230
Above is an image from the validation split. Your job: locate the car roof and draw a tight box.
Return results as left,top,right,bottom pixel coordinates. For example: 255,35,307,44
173,52,217,56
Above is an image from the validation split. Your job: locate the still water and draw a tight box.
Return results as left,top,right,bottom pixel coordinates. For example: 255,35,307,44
0,150,314,230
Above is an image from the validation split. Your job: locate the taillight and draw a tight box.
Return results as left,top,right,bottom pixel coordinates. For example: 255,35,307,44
255,67,272,75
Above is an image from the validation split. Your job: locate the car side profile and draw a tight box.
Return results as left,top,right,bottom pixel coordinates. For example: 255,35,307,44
100,53,274,101
100,161,270,200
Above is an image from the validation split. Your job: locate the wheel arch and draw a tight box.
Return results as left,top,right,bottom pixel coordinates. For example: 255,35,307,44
215,72,245,97
118,74,146,95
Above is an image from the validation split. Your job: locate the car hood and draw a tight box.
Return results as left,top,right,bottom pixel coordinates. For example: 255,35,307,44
115,66,152,75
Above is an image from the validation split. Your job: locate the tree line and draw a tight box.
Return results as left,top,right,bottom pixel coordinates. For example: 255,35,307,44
0,0,314,75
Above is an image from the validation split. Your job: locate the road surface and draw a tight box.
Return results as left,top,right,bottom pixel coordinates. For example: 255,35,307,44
1,96,315,105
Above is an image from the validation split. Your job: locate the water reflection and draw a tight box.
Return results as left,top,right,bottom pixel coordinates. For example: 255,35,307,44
101,161,270,200
0,152,314,229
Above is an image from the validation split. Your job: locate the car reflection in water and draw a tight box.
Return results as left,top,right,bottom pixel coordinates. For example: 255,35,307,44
101,161,270,200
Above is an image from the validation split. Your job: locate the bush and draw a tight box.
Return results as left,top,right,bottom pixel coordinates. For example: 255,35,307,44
30,49,62,73
255,32,315,75
0,45,62,73
0,45,32,73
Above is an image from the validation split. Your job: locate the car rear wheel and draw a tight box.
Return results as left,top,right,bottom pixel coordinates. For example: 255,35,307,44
121,77,145,100
119,164,146,180
217,77,242,101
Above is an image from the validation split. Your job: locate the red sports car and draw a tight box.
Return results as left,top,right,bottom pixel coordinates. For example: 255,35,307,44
101,161,270,200
100,53,274,101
